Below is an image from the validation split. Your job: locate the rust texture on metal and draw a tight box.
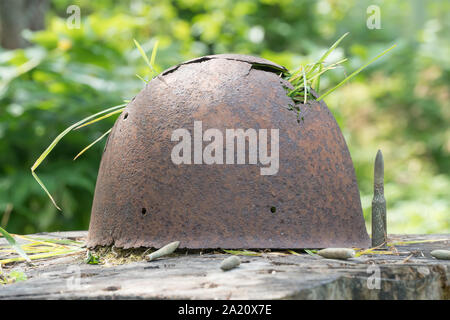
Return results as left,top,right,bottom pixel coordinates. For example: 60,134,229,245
87,54,370,249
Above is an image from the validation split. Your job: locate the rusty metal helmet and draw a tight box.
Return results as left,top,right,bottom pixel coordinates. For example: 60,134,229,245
87,54,370,249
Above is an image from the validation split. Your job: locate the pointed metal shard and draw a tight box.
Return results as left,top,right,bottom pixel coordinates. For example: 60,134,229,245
372,150,387,247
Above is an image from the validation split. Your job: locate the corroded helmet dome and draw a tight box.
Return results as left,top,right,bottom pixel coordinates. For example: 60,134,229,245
87,54,370,249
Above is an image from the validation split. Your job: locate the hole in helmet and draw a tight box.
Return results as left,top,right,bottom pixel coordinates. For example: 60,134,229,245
123,112,129,120
270,206,276,213
141,208,147,215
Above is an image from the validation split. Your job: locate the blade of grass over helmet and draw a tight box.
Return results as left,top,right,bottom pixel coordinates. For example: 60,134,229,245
135,73,149,83
31,171,61,210
74,108,124,130
314,63,322,92
307,32,349,77
134,39,153,72
31,103,126,210
317,44,396,101
308,58,347,81
74,128,112,160
0,226,31,263
150,40,159,71
134,39,160,76
303,68,308,104
286,33,350,101
287,57,348,99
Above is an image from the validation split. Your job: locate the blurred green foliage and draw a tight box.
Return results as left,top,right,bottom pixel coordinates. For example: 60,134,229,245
0,0,449,234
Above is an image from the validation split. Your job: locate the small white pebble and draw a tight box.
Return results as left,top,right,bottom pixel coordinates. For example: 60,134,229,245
317,248,355,260
145,241,180,261
430,249,450,260
220,256,241,271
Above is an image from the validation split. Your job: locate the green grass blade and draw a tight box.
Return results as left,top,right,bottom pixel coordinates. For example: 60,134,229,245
288,65,305,84
134,38,159,76
288,59,347,97
304,249,319,257
0,248,83,265
31,103,126,209
387,238,449,246
150,40,159,70
74,108,124,130
307,32,349,77
308,58,348,81
288,82,305,96
31,171,61,210
223,249,261,256
31,103,125,171
317,44,396,101
314,63,322,93
0,227,31,263
18,236,83,246
303,68,307,104
133,39,153,72
74,128,112,160
312,64,323,93
287,249,301,256
135,73,148,83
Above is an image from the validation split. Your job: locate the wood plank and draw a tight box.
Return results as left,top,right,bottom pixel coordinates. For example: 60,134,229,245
0,232,449,299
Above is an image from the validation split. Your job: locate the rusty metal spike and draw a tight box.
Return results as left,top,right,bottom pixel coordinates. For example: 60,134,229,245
372,149,387,247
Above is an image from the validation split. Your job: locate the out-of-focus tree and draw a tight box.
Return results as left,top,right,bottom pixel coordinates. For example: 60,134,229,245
0,0,49,49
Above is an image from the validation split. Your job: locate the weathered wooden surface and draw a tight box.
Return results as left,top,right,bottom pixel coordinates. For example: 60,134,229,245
0,232,449,299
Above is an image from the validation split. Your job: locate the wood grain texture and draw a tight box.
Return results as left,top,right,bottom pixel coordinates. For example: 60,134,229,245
1,232,449,299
